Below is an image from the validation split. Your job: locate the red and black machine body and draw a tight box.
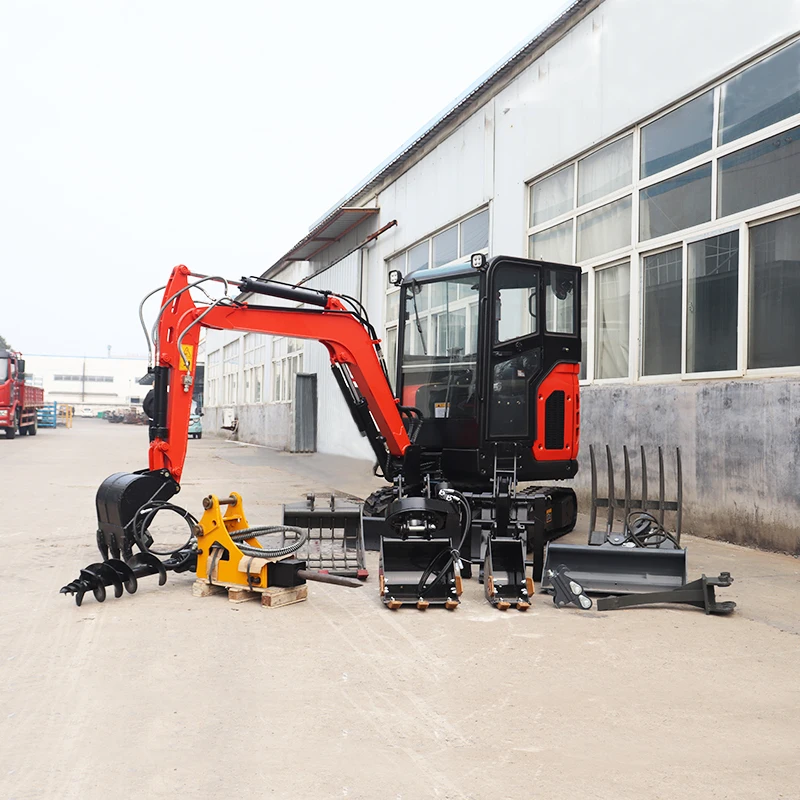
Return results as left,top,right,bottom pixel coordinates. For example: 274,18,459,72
81,255,581,608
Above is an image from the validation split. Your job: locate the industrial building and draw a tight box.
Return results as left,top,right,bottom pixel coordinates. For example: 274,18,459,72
25,354,149,414
204,0,800,550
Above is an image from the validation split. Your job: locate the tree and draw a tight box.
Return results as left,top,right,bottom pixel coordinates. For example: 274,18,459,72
0,334,10,351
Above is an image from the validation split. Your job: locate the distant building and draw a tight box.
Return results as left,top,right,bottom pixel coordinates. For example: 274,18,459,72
25,354,149,413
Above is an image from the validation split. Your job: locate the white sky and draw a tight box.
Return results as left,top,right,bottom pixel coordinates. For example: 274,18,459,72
1,0,568,357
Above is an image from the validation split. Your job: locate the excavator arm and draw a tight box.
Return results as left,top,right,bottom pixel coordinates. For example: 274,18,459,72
148,265,411,484
93,265,413,564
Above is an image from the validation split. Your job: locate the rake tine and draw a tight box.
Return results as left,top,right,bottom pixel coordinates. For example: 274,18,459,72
606,444,615,535
641,446,648,514
589,444,598,536
658,446,666,527
676,447,683,544
623,445,631,524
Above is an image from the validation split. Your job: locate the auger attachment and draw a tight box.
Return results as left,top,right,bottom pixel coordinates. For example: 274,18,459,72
59,554,166,606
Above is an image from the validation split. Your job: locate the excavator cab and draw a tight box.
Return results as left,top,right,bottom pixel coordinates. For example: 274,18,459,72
396,254,580,484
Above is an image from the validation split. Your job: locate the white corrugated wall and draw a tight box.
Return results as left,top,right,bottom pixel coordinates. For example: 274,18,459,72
303,252,376,460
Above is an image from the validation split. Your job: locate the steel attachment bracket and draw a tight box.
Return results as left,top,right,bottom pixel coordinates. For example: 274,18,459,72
547,565,593,610
597,572,736,614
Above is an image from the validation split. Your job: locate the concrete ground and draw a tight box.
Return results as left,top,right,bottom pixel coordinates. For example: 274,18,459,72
2,419,799,799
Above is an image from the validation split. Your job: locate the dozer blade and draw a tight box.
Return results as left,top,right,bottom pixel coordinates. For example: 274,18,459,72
282,493,367,579
379,538,460,610
484,537,531,610
541,542,687,595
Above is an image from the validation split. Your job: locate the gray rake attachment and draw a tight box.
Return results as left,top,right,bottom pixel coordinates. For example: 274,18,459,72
589,444,683,545
543,444,687,596
282,493,368,579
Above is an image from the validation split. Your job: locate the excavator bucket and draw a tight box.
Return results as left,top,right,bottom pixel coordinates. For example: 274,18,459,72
282,493,367,579
484,537,531,610
541,543,687,594
379,538,460,610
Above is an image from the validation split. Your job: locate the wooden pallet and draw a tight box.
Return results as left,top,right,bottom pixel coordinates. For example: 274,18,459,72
191,580,308,608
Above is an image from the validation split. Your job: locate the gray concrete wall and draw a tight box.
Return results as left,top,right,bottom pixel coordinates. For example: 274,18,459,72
203,403,291,450
573,379,800,554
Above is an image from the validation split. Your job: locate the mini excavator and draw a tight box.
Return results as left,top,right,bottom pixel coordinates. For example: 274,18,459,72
62,254,581,609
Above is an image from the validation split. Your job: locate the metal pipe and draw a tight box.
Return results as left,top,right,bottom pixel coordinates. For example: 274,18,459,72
297,569,363,588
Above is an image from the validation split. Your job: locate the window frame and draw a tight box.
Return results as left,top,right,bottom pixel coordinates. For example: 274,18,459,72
383,207,490,390
527,34,800,387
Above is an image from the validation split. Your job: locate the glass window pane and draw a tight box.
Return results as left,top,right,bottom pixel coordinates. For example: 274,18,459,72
579,272,588,380
578,135,633,206
577,195,632,261
687,231,739,373
639,163,712,240
495,266,539,343
528,219,573,263
545,268,576,334
720,40,800,145
531,165,574,226
432,227,458,267
386,288,400,323
749,214,800,369
385,326,398,390
718,125,800,217
642,248,683,375
595,261,630,379
408,242,429,272
641,91,713,178
460,209,489,255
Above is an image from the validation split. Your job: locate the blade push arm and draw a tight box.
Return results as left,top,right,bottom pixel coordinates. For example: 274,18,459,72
148,265,411,483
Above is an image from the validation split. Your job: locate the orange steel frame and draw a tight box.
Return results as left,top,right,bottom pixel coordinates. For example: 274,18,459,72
149,265,411,482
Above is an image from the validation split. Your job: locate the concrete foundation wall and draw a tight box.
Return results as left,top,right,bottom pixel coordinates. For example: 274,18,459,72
574,379,800,554
204,403,291,450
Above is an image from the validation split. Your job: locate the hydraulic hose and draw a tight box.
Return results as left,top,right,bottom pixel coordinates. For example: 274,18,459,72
230,525,308,559
132,501,198,570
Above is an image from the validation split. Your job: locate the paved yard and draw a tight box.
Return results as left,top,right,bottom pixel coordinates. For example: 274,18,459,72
2,419,799,799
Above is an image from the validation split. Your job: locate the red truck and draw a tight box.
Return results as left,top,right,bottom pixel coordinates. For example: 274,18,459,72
0,349,45,438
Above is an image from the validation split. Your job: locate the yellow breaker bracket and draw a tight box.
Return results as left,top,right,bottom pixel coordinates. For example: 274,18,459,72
196,493,278,589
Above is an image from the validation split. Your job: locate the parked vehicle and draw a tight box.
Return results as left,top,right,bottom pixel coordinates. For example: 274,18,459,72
0,349,45,438
188,412,202,439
